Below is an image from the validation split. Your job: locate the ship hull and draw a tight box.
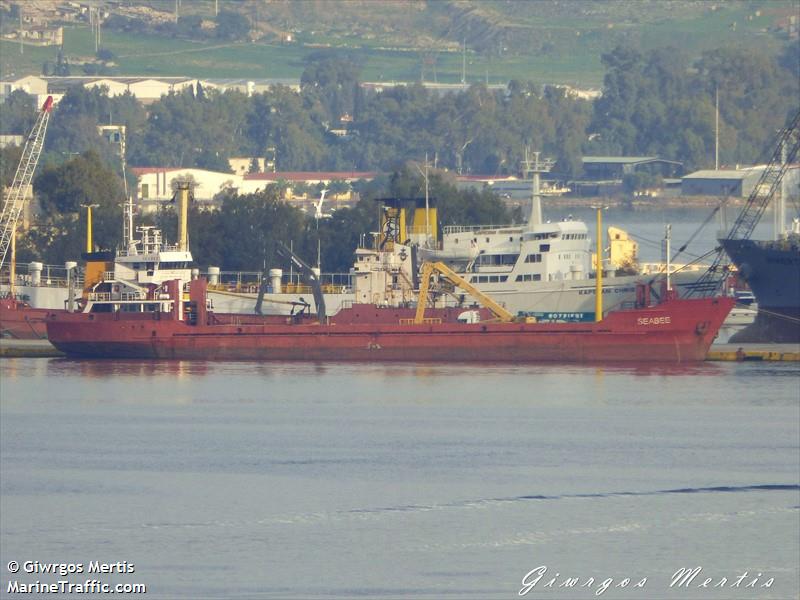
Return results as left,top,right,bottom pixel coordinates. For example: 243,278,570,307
0,298,50,339
208,271,705,321
721,238,800,343
46,298,734,363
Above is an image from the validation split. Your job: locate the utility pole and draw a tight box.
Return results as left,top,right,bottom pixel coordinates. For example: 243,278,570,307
715,84,719,170
93,8,101,53
19,8,23,55
215,0,219,17
461,38,466,87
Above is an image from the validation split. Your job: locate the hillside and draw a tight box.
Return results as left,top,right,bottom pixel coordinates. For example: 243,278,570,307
1,0,797,86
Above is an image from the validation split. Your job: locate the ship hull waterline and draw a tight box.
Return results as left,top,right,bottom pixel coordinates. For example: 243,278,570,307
46,297,734,363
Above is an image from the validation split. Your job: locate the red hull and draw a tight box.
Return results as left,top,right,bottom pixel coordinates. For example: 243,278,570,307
0,298,53,340
46,298,734,363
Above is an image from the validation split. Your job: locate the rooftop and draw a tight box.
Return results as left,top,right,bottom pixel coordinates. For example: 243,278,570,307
582,156,683,165
244,171,379,181
683,169,763,180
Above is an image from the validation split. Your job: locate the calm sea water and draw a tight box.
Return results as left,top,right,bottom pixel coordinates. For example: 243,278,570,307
1,358,798,600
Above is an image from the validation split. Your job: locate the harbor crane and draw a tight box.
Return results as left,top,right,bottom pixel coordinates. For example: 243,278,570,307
0,96,54,272
687,109,800,297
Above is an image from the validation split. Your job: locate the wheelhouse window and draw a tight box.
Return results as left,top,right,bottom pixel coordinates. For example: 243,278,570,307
476,253,519,266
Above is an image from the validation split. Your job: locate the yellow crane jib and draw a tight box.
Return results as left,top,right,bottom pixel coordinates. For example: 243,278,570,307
414,261,516,324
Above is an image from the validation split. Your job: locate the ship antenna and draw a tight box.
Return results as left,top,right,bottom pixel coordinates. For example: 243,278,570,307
116,126,136,254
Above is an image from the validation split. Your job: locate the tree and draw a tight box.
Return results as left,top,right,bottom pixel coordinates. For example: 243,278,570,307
130,88,249,171
96,47,115,62
213,189,307,271
215,10,250,41
23,150,125,261
0,145,23,188
300,55,363,122
175,14,204,38
0,90,37,135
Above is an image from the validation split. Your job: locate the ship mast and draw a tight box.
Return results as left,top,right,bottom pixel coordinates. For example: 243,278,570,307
521,148,554,227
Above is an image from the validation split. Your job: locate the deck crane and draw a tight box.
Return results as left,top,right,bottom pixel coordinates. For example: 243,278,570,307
274,241,326,324
414,261,516,324
0,96,54,272
686,109,800,297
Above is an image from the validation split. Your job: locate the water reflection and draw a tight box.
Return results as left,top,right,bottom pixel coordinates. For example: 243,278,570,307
44,358,212,379
35,357,735,380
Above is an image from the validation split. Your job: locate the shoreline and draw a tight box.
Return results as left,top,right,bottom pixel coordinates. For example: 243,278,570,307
514,196,746,210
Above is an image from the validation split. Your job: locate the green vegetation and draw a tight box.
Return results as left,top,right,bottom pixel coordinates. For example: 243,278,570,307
2,0,797,272
2,0,795,86
17,150,125,262
14,152,512,273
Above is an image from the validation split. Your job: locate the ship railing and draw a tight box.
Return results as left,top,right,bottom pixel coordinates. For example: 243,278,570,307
206,270,353,294
87,292,112,302
442,224,520,235
116,243,181,257
398,317,442,325
0,263,84,289
639,262,708,275
102,271,116,282
121,291,145,301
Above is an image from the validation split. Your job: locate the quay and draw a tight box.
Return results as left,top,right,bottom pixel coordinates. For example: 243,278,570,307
0,339,64,358
0,339,797,361
706,343,800,362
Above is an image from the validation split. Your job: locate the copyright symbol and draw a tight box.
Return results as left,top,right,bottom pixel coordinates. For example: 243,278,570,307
7,561,19,573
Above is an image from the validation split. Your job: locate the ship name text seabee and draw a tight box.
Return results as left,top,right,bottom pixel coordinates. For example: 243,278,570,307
637,316,671,325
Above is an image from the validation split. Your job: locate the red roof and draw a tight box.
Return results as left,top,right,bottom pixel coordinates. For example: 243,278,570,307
244,171,379,181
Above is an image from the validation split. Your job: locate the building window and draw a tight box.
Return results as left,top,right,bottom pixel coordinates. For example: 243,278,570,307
141,184,149,199
540,244,550,252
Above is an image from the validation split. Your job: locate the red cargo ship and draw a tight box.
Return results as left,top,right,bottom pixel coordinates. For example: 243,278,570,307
45,279,734,363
